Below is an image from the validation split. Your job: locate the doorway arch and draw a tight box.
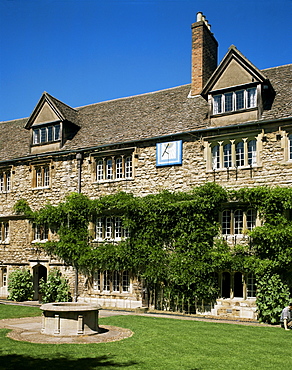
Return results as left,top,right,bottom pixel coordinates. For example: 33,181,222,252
33,264,47,300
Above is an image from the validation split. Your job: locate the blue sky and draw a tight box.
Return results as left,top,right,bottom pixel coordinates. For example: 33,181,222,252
0,0,291,122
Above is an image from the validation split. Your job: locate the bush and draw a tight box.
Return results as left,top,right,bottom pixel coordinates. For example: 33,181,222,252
39,269,71,303
256,273,290,324
8,269,34,301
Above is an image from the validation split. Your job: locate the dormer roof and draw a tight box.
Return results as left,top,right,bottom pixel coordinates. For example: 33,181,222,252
201,45,270,96
25,92,79,129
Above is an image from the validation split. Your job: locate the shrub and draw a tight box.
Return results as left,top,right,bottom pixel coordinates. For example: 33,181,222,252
256,273,290,324
39,269,71,303
8,269,34,301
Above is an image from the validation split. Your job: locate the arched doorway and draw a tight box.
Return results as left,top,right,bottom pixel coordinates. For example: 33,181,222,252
233,272,243,298
222,272,230,298
33,264,47,300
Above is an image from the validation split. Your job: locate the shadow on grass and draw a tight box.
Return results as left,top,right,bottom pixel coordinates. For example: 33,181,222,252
0,354,138,370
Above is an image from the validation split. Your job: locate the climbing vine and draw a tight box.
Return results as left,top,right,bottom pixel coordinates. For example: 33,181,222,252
14,183,292,322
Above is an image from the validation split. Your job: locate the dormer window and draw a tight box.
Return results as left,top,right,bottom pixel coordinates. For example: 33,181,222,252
213,87,257,115
32,123,61,145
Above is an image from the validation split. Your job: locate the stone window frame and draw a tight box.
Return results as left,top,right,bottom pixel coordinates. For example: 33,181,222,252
92,216,130,242
30,160,52,189
92,270,130,293
0,167,13,193
205,132,262,172
212,86,257,116
0,267,8,288
32,122,61,146
31,223,50,243
220,208,258,236
90,147,136,183
0,221,10,244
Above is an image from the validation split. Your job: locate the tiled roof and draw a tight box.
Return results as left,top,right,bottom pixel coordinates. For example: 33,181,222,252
0,64,291,163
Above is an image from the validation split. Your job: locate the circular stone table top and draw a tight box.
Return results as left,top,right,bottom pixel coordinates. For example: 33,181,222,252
40,302,101,312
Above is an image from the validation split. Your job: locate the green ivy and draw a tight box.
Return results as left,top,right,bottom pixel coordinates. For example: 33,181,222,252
14,183,292,320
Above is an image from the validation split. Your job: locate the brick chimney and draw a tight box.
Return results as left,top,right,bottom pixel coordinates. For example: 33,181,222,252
191,12,218,96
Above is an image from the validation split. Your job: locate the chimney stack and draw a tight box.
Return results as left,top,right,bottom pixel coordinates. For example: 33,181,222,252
191,12,218,96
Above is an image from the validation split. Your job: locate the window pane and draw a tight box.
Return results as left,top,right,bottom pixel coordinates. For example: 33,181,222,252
33,129,40,144
247,273,256,298
223,143,232,168
224,92,233,112
248,140,257,165
213,95,222,114
113,271,120,292
103,270,110,291
236,142,244,167
44,167,50,187
40,127,47,143
4,222,9,241
54,124,60,141
0,173,3,192
235,90,244,110
95,217,103,240
36,168,42,187
115,217,122,239
116,157,123,179
96,160,104,180
122,271,130,292
47,126,53,142
222,210,231,235
105,217,112,239
106,159,113,180
247,88,257,108
289,135,292,160
6,172,11,191
125,156,132,178
247,209,256,231
93,270,101,290
212,145,220,169
234,210,243,234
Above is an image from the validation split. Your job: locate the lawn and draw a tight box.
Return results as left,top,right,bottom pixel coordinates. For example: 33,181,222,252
0,305,291,370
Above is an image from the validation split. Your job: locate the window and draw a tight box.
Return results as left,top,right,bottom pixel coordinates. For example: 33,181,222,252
222,210,231,235
221,209,257,235
210,138,257,170
95,154,133,181
113,271,120,292
93,270,130,293
33,123,61,145
94,217,130,241
236,142,244,167
247,273,257,298
103,270,110,291
33,224,49,242
247,140,257,165
289,135,292,160
0,222,9,243
212,87,257,115
212,145,220,169
223,143,232,168
33,164,50,188
246,209,257,231
0,170,11,192
1,267,7,287
234,210,243,234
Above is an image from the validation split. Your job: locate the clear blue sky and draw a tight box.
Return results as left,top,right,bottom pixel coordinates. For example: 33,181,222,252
0,0,291,122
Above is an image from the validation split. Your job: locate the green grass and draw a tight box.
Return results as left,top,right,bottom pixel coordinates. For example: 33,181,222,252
0,305,292,370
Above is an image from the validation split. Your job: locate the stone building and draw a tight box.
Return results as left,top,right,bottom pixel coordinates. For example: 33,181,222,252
0,13,291,318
